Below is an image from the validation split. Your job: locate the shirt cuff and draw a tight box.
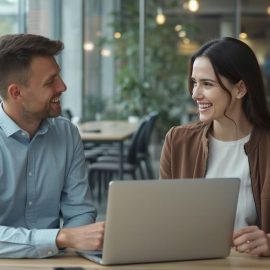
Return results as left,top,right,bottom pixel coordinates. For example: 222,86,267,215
32,229,60,258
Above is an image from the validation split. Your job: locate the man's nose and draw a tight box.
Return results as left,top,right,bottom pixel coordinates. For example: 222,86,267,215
57,77,67,93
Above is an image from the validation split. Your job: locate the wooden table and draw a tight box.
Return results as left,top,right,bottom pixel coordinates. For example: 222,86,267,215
0,250,269,270
79,121,138,179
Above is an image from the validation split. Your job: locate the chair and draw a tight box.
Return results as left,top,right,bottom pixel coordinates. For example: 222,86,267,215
96,111,159,179
61,109,73,120
136,111,159,179
84,147,106,163
88,117,148,202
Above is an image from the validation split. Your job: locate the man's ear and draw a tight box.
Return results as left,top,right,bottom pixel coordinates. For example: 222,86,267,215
235,80,247,99
7,84,21,100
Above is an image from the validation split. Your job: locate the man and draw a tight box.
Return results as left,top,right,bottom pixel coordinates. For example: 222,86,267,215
0,33,104,258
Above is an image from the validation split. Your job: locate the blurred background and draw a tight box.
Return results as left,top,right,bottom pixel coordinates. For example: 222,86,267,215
2,0,270,217
1,0,270,140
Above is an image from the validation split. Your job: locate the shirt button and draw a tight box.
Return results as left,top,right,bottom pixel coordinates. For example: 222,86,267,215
28,172,32,176
47,250,53,255
21,132,25,136
28,201,32,206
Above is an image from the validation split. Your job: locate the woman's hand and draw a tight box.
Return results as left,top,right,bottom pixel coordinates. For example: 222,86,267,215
233,226,270,256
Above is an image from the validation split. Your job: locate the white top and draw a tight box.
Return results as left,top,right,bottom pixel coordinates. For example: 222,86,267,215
205,134,257,230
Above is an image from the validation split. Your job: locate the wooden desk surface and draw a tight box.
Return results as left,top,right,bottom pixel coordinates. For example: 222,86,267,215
79,121,138,142
0,250,269,270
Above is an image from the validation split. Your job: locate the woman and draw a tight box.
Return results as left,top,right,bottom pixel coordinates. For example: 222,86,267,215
160,37,270,256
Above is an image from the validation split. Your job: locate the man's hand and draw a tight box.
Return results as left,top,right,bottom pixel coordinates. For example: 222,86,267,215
233,226,270,256
56,221,105,251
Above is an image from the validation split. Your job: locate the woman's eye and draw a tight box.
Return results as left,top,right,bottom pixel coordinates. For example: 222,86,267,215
204,82,212,87
191,80,197,87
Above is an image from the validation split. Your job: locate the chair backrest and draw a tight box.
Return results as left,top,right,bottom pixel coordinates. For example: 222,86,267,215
126,117,148,164
137,111,159,155
62,109,73,120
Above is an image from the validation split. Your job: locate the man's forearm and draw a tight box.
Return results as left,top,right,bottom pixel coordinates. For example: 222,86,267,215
0,225,59,258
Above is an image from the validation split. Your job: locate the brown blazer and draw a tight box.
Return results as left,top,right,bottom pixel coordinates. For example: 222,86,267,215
160,121,270,233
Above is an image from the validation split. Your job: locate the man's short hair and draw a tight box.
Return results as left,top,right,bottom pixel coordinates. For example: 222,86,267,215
0,34,64,99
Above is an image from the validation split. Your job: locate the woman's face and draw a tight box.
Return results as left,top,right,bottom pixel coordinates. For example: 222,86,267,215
191,56,237,124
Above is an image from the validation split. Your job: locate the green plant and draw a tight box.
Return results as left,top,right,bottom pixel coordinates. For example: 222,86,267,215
103,0,198,138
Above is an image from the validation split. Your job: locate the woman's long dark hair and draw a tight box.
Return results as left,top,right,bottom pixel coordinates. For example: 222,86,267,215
188,37,270,130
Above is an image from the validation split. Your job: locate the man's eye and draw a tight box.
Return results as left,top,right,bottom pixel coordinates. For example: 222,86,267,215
45,77,56,86
46,80,53,85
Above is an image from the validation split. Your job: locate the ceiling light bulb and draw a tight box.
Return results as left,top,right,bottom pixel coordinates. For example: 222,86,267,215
188,0,199,12
114,32,121,39
101,49,111,57
156,8,166,25
175,24,183,32
178,30,187,38
267,6,270,15
239,32,248,39
84,42,94,51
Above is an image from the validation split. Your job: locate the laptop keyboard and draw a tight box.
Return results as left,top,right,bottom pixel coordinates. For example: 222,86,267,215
94,253,102,258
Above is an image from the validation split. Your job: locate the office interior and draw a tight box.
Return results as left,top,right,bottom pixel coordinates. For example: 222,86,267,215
1,0,270,216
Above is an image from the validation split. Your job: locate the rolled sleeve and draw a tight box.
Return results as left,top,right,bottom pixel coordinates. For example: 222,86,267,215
0,226,60,258
33,229,60,258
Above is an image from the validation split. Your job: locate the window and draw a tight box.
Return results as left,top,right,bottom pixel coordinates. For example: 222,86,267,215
1,0,269,127
0,0,19,35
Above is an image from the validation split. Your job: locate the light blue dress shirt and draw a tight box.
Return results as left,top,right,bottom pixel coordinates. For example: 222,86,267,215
0,104,97,258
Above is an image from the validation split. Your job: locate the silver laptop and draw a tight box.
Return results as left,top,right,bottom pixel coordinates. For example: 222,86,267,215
77,178,240,265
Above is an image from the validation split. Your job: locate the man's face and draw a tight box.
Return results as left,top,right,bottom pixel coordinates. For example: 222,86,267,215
18,56,66,120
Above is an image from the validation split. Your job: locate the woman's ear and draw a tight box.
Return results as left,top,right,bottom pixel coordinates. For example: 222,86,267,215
235,80,247,99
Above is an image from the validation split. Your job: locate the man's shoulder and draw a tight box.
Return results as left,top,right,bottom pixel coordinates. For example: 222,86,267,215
47,116,78,135
48,116,75,127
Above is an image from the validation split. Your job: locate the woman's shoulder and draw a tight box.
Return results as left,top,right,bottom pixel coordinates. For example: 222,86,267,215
167,121,208,137
163,121,210,148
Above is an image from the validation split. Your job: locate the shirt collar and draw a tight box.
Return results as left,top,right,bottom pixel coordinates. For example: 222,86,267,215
0,103,51,137
0,103,21,137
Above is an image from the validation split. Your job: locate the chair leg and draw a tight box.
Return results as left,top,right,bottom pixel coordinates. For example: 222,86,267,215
138,162,146,179
145,157,155,179
88,170,96,195
98,171,103,204
131,170,137,180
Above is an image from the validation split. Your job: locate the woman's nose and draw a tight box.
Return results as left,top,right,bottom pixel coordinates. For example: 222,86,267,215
192,85,203,100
